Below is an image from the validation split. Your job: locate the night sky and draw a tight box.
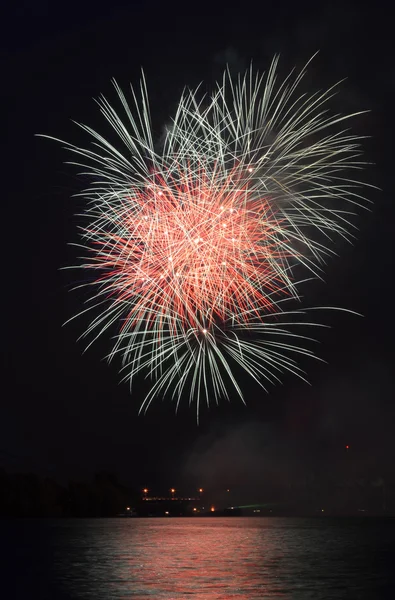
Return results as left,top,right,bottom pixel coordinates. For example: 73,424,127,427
2,0,394,498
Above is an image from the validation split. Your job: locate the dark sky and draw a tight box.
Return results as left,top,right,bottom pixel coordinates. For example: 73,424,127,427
1,0,394,495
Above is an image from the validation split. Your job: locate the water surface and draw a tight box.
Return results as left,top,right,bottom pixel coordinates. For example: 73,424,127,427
2,517,395,598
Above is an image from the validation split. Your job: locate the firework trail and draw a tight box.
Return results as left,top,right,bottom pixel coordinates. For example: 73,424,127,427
44,56,370,417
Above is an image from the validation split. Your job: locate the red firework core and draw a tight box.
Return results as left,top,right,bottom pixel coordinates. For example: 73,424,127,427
89,165,291,333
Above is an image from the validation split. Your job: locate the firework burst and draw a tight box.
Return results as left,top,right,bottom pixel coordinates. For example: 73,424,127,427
44,57,370,417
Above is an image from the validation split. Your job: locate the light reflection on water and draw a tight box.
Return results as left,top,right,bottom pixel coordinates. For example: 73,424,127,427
3,517,395,599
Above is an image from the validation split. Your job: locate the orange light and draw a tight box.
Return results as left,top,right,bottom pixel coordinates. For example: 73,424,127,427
143,488,148,493
193,507,197,512
170,488,175,493
210,506,215,512
198,488,203,493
